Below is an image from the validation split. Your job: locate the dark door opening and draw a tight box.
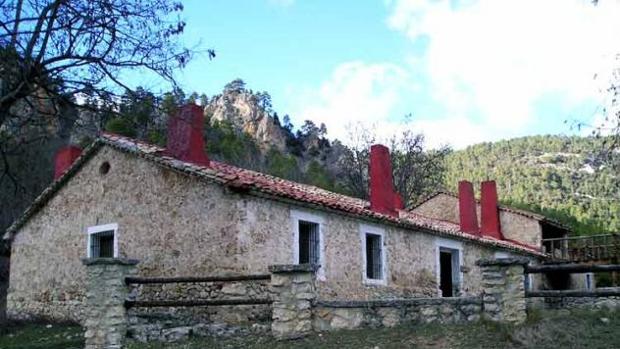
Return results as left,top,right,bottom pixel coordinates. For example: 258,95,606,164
440,251,453,297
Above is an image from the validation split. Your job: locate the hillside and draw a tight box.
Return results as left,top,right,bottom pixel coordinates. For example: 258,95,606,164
1,80,618,240
444,136,620,234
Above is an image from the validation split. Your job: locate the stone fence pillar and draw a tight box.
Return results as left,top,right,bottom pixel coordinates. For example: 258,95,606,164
82,258,138,349
268,264,318,339
476,258,528,325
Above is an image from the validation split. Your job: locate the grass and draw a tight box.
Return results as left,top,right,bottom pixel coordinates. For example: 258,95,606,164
0,322,82,349
1,309,619,349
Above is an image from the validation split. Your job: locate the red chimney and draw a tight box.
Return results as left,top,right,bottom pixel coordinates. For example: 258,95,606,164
166,104,209,166
458,180,480,235
369,144,403,217
480,180,503,240
54,145,82,180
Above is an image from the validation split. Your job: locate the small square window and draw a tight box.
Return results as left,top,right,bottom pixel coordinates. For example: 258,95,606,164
91,231,114,258
87,223,118,258
365,233,383,280
298,220,320,265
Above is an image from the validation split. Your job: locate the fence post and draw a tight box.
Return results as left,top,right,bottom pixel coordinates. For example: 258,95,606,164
268,264,318,339
82,258,138,349
477,257,528,325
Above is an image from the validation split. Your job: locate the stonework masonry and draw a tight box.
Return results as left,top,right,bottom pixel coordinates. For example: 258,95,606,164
412,193,543,246
127,278,272,342
313,297,482,331
269,264,317,339
6,146,523,323
82,258,138,349
478,258,528,324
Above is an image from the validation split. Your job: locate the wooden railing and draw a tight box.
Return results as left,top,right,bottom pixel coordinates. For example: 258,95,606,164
542,233,620,262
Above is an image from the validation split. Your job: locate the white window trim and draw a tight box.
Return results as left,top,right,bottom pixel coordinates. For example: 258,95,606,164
435,238,464,297
86,223,119,258
291,210,325,280
360,224,387,285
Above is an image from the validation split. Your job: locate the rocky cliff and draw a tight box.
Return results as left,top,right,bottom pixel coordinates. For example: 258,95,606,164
204,90,289,153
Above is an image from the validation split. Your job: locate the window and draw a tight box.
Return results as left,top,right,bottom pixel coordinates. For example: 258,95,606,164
360,224,386,284
365,233,383,280
291,210,324,279
87,223,118,258
298,220,320,265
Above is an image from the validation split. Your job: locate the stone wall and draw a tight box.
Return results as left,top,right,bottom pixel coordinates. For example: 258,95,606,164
8,145,532,322
478,258,527,324
527,289,620,311
83,258,138,349
127,278,272,342
313,297,482,331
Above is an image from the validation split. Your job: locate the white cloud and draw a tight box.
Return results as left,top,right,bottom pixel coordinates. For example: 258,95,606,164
388,0,620,130
291,61,414,144
291,1,620,150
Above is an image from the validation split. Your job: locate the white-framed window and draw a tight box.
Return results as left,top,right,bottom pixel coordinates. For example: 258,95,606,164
435,238,463,297
291,210,325,279
360,224,387,285
87,223,119,258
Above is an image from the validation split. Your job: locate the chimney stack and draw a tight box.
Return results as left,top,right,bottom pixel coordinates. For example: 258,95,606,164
166,104,209,166
54,145,82,180
369,144,403,217
458,180,480,235
480,180,503,240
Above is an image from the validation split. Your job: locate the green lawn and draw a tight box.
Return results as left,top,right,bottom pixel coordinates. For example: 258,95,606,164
1,310,619,349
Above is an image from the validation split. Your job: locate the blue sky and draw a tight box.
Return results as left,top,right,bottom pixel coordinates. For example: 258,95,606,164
135,0,620,149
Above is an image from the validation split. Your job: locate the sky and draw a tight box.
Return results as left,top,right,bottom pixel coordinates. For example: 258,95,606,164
135,0,620,149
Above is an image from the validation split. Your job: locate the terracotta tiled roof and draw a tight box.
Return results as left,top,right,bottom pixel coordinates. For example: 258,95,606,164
411,190,570,231
2,133,544,256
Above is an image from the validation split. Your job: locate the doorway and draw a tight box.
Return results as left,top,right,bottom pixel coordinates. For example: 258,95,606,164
439,248,460,297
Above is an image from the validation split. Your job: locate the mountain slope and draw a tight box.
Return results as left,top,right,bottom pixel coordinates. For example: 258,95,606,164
444,135,620,234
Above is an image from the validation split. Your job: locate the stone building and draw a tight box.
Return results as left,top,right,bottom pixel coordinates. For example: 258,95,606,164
3,105,557,323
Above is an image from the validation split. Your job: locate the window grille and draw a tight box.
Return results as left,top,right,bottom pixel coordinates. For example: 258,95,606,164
366,233,383,279
90,230,114,258
298,220,320,265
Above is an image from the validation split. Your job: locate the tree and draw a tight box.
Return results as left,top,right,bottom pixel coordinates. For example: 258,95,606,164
0,0,200,171
223,79,246,94
339,122,451,205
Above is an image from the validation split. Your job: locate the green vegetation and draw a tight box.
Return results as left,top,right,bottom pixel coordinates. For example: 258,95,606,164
0,322,82,349
2,310,620,349
444,135,620,234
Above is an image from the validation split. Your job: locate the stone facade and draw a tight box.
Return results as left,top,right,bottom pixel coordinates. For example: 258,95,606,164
82,258,138,349
478,258,528,324
7,146,535,323
412,193,544,247
313,297,482,331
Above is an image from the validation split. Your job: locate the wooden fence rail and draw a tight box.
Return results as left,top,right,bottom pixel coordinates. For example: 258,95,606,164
542,233,620,262
125,298,273,309
125,274,271,285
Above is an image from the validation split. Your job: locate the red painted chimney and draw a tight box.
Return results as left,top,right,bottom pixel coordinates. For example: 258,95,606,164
369,144,403,217
458,180,480,235
54,145,82,180
166,104,209,166
480,180,503,240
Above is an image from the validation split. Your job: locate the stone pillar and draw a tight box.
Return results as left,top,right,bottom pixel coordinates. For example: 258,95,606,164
477,257,528,324
268,264,317,339
82,258,138,349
